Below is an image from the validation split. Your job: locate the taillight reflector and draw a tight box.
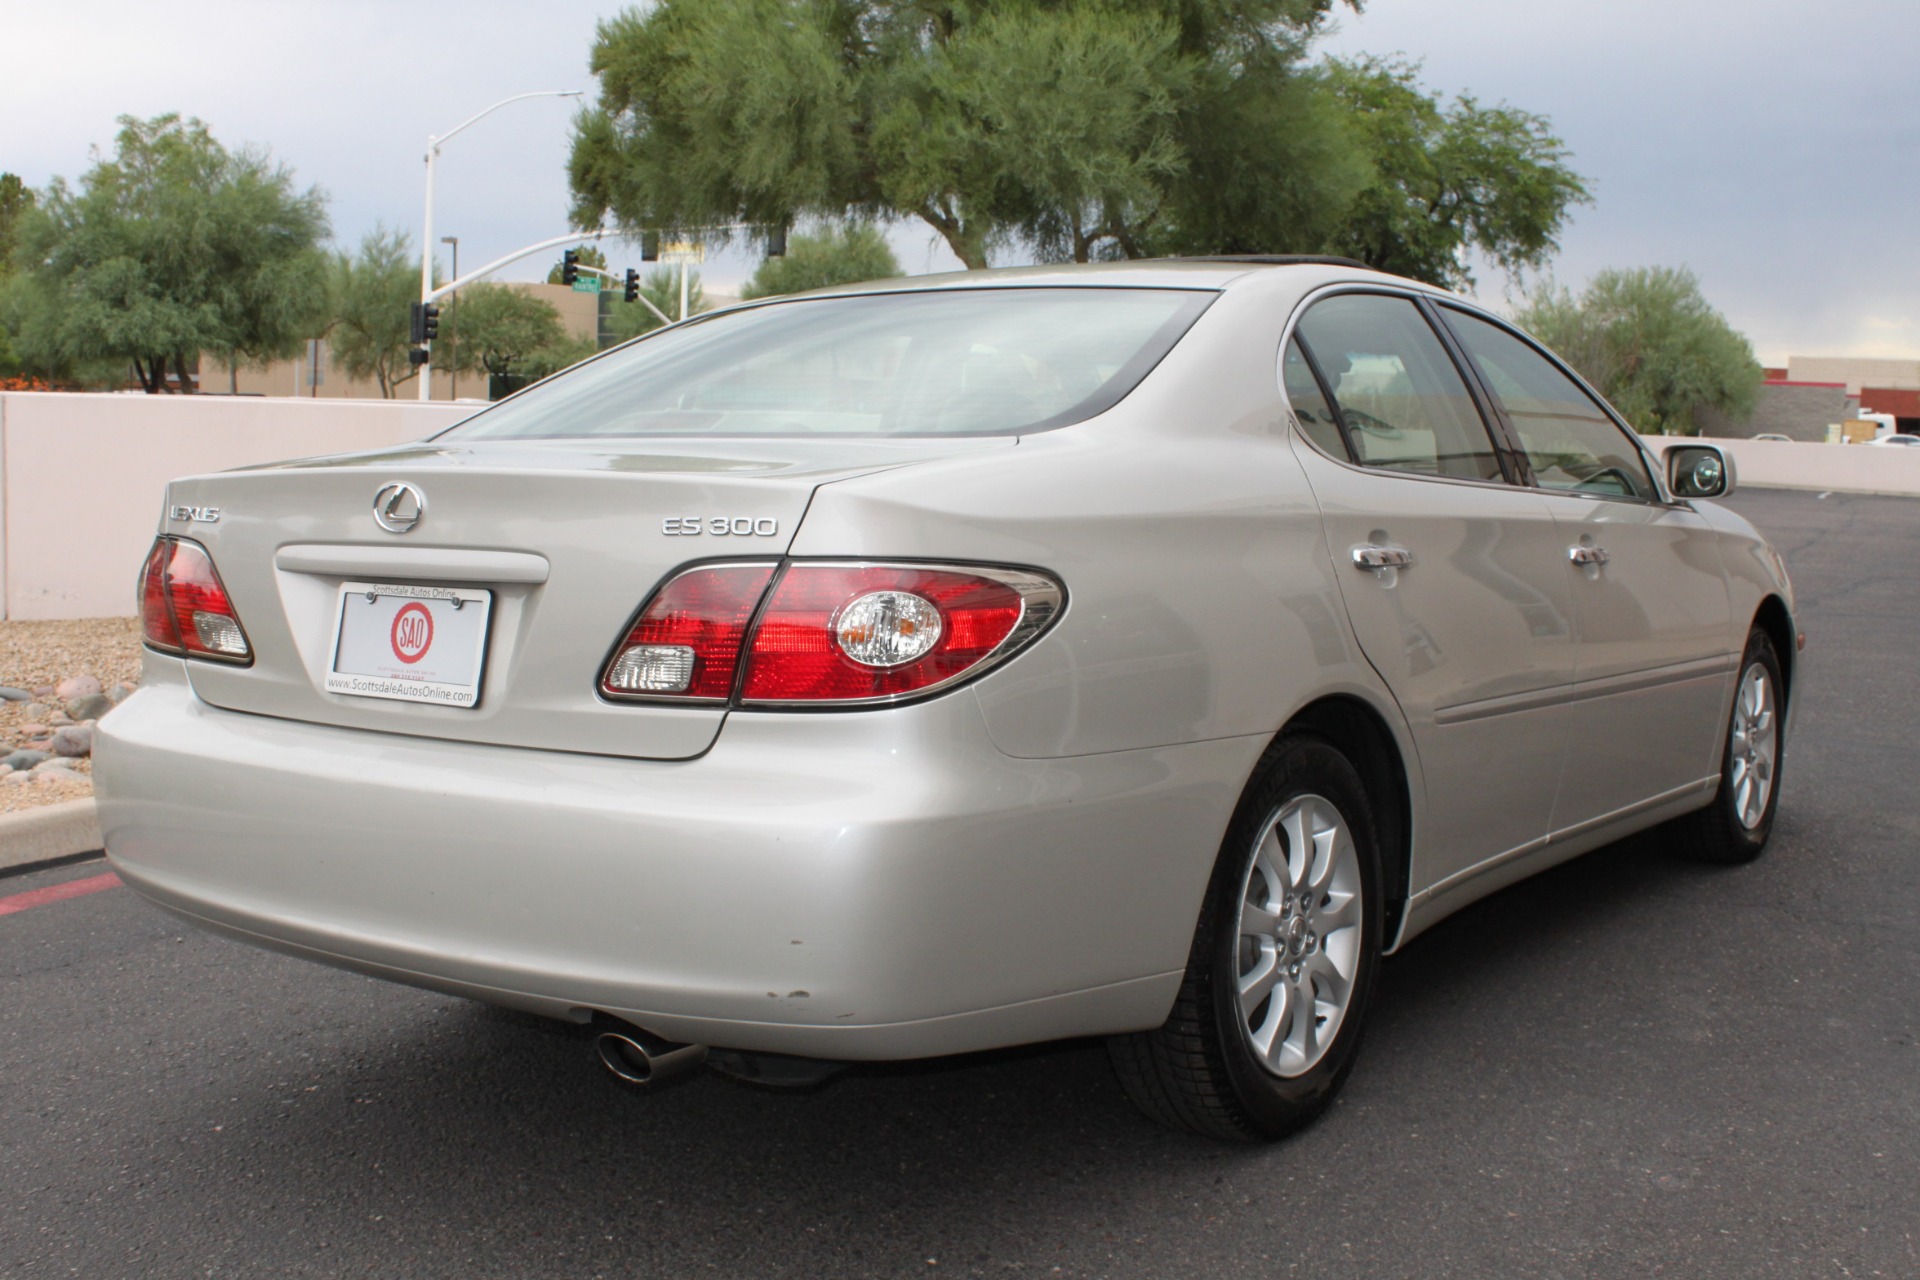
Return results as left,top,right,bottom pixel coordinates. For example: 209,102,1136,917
137,536,252,663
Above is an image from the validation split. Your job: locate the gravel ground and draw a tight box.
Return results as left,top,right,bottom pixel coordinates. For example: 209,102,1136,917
0,616,141,813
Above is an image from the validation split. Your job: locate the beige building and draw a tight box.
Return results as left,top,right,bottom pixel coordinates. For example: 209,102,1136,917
213,283,604,402
1783,355,1920,395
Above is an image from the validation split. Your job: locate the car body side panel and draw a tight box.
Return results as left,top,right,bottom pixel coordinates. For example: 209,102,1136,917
1694,495,1801,744
1288,438,1579,894
1541,492,1735,830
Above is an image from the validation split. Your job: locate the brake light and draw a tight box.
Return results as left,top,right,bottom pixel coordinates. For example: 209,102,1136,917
601,561,1063,707
743,563,1062,705
599,563,777,701
136,536,252,663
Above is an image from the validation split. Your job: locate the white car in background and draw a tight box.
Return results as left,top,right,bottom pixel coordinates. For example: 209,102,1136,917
96,258,1798,1141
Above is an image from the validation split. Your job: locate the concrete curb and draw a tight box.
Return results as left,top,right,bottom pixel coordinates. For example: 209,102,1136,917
0,798,103,875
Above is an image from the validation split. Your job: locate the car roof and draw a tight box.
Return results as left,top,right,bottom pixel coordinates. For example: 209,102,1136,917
788,256,1409,298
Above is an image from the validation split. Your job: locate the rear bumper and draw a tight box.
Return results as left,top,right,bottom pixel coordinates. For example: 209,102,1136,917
95,662,1260,1059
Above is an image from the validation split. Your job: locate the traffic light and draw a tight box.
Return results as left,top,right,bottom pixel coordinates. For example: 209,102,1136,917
641,232,659,263
768,225,787,258
623,268,640,304
561,249,580,286
408,301,440,344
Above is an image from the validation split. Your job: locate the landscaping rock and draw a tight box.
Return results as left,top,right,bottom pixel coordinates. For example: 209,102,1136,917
68,694,113,721
2,749,50,772
56,675,102,701
109,682,138,703
0,686,32,701
4,772,33,787
50,725,93,757
48,711,74,728
19,723,49,739
32,685,55,699
23,702,52,721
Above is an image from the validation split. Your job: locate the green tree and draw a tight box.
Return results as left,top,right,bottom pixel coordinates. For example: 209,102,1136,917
1515,267,1761,435
569,1,1361,269
327,226,425,399
738,224,901,299
603,268,711,343
1318,58,1590,289
546,244,607,284
520,332,601,381
0,175,29,377
5,115,328,392
0,173,32,280
567,2,1584,277
437,283,571,376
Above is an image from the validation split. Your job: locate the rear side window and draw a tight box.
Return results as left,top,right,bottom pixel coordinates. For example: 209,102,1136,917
444,287,1213,440
1282,337,1350,459
1294,294,1503,482
1442,307,1656,500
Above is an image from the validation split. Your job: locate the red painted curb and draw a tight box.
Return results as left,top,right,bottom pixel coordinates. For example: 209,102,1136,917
0,870,121,916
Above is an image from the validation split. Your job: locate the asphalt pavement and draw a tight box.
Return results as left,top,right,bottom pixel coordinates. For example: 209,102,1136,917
4,487,1917,1278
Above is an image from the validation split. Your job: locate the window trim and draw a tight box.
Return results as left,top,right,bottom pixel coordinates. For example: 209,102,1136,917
1427,300,1683,509
1284,333,1359,463
1276,284,1525,492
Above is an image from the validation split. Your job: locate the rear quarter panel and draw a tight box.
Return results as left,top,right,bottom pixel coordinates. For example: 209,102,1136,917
789,278,1404,763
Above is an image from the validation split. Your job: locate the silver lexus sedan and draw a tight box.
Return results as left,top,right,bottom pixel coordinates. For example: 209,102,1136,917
95,258,1797,1141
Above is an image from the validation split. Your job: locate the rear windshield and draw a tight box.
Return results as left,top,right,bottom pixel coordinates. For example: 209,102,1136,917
443,286,1213,440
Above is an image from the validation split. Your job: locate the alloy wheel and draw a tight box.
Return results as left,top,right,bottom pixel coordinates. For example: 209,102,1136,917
1234,793,1364,1077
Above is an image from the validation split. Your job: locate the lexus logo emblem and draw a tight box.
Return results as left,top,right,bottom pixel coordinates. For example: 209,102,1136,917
372,482,426,534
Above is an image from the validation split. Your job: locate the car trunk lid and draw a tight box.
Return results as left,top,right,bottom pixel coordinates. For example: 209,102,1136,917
166,436,1009,759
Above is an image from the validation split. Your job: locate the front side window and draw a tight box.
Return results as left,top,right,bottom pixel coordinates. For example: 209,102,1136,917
444,287,1213,441
1294,294,1504,482
1442,307,1657,500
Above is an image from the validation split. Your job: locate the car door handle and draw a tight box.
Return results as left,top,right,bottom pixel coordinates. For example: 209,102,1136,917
1351,545,1414,572
1568,545,1611,566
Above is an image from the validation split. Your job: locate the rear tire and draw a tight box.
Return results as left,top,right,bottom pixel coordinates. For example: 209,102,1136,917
1676,627,1784,864
1109,733,1384,1141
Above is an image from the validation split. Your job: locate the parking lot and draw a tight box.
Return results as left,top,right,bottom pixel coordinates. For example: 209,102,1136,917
4,487,1917,1278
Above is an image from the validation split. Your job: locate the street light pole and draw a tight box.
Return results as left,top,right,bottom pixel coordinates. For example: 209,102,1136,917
440,235,459,400
418,89,583,401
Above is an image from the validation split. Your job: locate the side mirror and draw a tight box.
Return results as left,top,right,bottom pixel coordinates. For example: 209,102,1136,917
1668,444,1736,499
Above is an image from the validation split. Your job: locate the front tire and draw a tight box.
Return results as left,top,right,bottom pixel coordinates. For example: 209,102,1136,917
1677,627,1785,864
1109,733,1384,1141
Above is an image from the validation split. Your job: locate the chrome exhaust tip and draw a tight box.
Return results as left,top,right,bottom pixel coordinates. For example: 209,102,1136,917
594,1025,708,1087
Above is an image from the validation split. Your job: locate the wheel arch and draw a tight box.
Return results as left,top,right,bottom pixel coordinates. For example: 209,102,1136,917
1753,594,1796,706
1282,694,1413,948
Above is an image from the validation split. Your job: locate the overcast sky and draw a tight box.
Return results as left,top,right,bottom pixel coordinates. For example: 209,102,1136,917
5,0,1915,363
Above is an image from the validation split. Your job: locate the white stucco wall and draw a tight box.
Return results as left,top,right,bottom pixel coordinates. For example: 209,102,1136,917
0,393,470,620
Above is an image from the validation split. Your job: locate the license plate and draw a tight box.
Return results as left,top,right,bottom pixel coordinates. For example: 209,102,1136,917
326,582,492,708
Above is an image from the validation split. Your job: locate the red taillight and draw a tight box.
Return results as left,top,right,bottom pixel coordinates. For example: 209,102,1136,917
139,540,181,651
741,563,1062,705
599,563,778,701
137,537,251,663
601,561,1063,707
